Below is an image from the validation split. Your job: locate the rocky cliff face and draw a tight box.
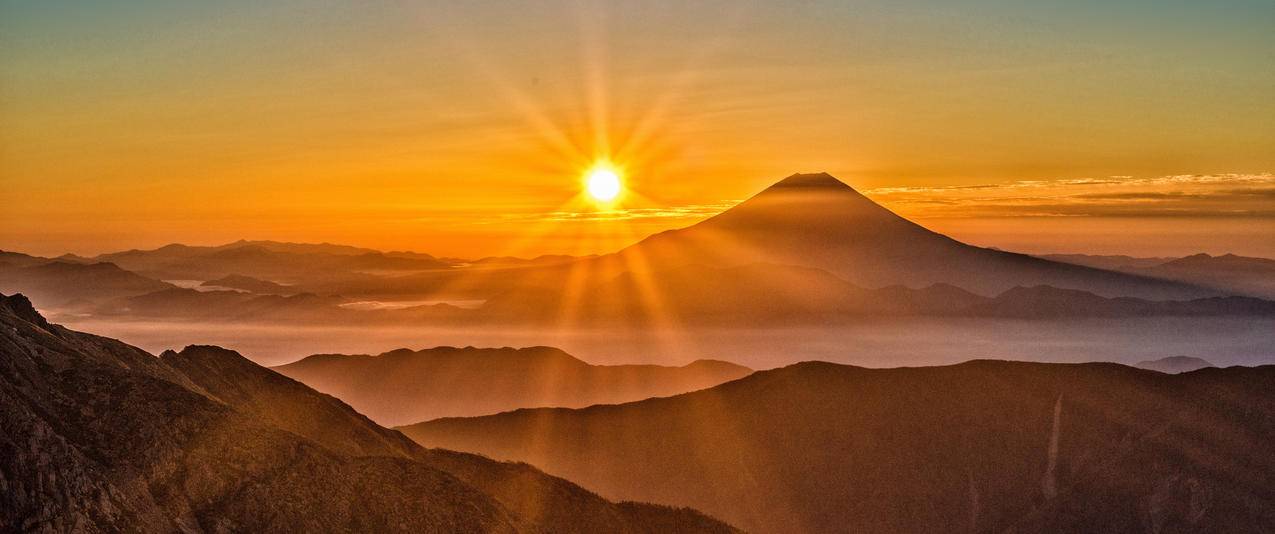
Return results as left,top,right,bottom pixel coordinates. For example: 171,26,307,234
0,293,737,534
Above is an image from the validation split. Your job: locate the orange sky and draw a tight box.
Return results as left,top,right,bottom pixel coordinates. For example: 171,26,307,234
2,1,1272,258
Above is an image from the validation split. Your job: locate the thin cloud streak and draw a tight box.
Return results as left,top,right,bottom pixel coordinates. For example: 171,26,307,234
499,201,743,223
867,173,1275,219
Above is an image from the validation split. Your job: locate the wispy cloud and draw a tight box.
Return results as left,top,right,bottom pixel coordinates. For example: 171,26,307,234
483,201,742,224
866,173,1275,219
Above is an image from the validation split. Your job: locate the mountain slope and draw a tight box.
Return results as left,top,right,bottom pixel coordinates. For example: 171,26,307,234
1038,253,1174,271
1045,252,1275,299
1136,356,1216,374
273,346,751,425
163,344,737,533
970,285,1275,318
0,293,737,533
0,260,174,308
605,173,1213,299
1135,253,1275,299
402,359,1275,534
200,274,295,294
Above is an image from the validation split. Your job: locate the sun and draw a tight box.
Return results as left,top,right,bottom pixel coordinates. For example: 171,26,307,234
584,164,623,203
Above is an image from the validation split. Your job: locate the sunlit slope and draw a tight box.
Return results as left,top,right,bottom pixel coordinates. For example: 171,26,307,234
403,359,1275,534
0,293,738,533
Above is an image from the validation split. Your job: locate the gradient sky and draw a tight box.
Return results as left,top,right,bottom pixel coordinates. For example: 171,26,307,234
2,0,1272,258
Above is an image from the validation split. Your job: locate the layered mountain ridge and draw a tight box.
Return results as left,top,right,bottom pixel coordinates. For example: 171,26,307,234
402,357,1275,534
0,293,737,533
273,346,752,425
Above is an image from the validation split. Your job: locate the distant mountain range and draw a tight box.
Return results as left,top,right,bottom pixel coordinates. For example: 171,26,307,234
483,263,1275,325
3,173,1274,327
1043,252,1275,299
0,258,175,307
48,262,1272,327
402,358,1275,534
90,241,453,282
273,347,752,425
0,293,736,533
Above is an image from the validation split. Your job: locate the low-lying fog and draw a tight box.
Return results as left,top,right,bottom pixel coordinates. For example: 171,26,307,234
56,316,1275,370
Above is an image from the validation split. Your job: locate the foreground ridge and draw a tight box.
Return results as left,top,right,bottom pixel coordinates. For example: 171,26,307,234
0,293,738,533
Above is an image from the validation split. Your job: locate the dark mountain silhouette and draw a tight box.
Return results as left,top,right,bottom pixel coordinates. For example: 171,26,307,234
969,285,1275,318
93,241,453,282
200,273,295,294
273,346,752,425
0,293,736,533
1039,253,1174,271
1136,356,1216,374
0,260,174,308
402,359,1275,534
603,173,1213,299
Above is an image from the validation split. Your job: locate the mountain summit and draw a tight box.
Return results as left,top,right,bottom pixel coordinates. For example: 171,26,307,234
611,172,1212,299
768,172,854,189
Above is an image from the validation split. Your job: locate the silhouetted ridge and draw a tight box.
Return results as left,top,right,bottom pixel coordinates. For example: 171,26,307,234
0,293,49,330
768,172,855,191
1136,355,1216,374
403,358,1275,534
275,346,751,425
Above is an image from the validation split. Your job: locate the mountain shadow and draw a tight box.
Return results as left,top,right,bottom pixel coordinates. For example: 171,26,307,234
403,358,1275,533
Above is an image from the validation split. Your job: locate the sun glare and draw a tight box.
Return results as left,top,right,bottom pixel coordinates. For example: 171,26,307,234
584,165,623,203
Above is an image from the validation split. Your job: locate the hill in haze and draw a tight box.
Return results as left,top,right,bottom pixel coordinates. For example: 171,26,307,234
0,257,174,308
1044,252,1275,299
0,293,736,533
1134,254,1275,299
91,241,454,283
1136,355,1216,374
199,273,296,294
402,358,1275,534
274,346,751,425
